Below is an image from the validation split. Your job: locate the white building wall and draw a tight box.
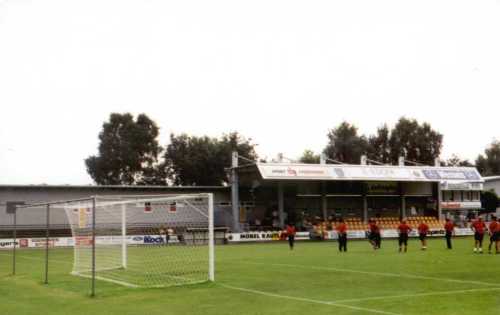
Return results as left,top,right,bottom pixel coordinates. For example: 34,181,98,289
484,177,500,195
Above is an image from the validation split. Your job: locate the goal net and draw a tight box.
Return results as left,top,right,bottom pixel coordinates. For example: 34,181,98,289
62,194,214,288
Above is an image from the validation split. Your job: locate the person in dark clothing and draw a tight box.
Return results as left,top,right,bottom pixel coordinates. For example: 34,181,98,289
336,218,348,252
444,218,455,249
367,219,381,250
286,223,297,250
397,219,412,253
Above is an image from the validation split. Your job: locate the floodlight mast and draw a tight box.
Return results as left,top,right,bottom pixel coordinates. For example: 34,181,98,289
231,151,240,232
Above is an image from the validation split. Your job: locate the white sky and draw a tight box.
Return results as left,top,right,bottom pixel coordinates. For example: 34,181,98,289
1,0,500,185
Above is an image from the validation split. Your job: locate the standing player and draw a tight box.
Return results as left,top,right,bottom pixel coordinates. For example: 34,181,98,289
495,217,500,254
471,216,486,253
397,219,412,253
418,221,429,250
286,222,297,250
487,216,498,254
336,218,348,252
158,225,170,245
444,218,455,249
367,219,381,250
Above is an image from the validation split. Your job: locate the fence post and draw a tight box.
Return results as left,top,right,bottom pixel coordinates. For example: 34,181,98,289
91,197,96,297
44,204,50,284
12,207,17,275
208,193,215,282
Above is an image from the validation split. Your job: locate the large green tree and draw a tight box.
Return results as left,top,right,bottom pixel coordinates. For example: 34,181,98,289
388,117,443,165
443,154,473,167
367,124,391,164
476,140,500,176
299,150,321,164
85,113,164,185
163,132,257,186
323,122,368,164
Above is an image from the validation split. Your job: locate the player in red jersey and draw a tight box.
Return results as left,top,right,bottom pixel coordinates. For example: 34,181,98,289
397,219,412,253
444,218,455,249
487,216,498,254
495,217,500,254
336,218,348,252
471,217,487,253
286,223,297,250
417,221,429,250
367,219,381,250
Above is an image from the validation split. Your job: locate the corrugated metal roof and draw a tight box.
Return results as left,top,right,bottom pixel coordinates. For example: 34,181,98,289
0,184,229,190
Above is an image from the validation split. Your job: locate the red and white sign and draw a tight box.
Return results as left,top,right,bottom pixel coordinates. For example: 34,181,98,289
441,201,482,210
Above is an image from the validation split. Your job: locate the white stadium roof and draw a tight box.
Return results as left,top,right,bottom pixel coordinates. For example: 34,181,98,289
256,163,484,183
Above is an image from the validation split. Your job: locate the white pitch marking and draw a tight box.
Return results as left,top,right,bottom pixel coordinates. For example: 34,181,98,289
333,287,500,303
220,283,402,315
243,261,500,287
74,272,139,288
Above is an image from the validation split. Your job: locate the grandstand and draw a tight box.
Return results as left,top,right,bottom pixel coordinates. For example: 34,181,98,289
232,157,484,235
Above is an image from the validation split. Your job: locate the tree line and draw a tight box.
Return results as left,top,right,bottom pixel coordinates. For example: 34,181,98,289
85,113,500,186
85,113,258,186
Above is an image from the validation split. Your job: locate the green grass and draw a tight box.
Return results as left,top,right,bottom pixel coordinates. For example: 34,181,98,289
1,237,500,315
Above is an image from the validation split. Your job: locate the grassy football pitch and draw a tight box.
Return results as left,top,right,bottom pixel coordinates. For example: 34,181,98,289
1,237,499,315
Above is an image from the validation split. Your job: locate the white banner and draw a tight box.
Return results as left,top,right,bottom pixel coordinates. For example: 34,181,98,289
0,239,18,249
0,229,475,248
453,228,475,236
257,163,482,183
0,234,183,250
228,231,310,242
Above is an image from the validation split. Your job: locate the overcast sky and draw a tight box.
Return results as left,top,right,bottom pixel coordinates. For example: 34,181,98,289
1,0,500,185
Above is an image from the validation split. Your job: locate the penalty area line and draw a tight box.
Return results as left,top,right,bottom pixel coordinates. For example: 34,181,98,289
333,287,500,304
219,283,402,315
243,262,500,287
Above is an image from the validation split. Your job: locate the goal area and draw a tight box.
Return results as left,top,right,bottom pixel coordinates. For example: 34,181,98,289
61,194,215,289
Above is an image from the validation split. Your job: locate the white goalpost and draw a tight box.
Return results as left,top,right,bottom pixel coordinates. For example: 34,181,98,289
61,193,215,290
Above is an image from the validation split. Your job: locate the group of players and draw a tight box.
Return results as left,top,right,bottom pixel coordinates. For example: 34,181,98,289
285,216,500,254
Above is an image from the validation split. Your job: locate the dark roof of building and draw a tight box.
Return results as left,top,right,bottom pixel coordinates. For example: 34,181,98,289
0,184,229,190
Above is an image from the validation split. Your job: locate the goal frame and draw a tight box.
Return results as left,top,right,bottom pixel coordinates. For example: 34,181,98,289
12,193,215,296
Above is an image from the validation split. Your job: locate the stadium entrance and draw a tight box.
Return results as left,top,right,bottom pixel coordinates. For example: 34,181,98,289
231,158,484,233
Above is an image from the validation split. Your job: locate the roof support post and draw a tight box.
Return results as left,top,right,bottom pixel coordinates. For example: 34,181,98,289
278,182,285,228
400,182,406,219
437,182,443,220
401,196,406,220
321,182,327,221
363,193,368,223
